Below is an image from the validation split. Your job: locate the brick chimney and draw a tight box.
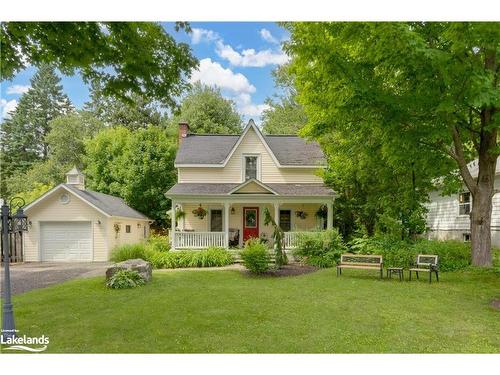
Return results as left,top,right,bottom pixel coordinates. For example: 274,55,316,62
178,121,190,144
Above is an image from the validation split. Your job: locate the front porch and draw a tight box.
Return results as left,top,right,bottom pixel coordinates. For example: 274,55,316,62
170,200,334,250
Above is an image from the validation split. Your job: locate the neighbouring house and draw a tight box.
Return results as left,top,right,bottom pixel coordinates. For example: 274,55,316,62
426,159,500,247
23,167,151,262
165,119,335,250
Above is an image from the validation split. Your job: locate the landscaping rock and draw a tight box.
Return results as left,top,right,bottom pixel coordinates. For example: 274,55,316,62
106,259,152,282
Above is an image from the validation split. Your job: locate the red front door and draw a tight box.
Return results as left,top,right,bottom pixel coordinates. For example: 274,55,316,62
243,207,259,242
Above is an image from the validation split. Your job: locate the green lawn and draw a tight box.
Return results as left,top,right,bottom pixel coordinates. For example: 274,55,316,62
3,267,499,353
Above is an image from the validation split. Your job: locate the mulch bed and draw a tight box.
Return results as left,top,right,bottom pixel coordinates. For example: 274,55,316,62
490,299,500,310
242,263,320,277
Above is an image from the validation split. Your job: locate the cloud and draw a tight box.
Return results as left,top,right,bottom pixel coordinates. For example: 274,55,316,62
6,84,30,95
191,28,219,45
190,58,255,94
259,28,279,44
1,99,18,119
215,40,289,67
189,58,268,118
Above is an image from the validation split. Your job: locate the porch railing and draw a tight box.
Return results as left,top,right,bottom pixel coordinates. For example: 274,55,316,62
284,231,307,249
174,231,226,249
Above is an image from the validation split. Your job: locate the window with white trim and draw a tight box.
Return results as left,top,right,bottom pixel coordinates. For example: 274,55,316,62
459,192,471,215
244,156,258,180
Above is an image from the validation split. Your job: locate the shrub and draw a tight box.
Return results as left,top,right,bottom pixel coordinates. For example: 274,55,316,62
106,269,145,289
110,243,149,263
348,236,472,271
146,234,170,252
412,239,470,271
240,238,271,274
146,247,233,269
294,229,346,267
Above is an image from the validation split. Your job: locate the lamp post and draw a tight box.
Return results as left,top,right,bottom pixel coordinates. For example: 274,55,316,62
1,197,28,341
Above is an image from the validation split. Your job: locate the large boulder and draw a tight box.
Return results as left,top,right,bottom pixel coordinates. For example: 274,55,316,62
106,258,152,282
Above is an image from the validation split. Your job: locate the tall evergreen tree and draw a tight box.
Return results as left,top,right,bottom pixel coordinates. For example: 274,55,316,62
84,80,163,129
1,64,73,182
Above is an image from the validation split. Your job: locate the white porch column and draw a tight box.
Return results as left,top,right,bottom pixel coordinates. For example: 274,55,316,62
327,201,333,230
224,202,230,249
274,201,280,227
171,199,176,250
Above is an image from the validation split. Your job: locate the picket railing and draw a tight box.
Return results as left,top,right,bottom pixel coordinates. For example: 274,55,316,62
174,231,226,249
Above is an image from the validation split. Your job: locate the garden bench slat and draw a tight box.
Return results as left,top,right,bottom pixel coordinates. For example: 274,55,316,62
336,253,383,279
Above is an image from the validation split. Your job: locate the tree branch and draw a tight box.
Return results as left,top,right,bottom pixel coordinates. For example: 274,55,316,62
450,126,477,194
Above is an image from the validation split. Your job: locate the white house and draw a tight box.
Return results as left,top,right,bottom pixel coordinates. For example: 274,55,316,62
426,159,500,247
165,120,336,250
23,167,151,262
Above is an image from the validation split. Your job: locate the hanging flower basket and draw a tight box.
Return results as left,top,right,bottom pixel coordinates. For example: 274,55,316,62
192,204,207,220
315,205,328,220
295,211,308,220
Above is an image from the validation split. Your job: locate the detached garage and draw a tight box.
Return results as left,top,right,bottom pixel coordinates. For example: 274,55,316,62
23,167,151,262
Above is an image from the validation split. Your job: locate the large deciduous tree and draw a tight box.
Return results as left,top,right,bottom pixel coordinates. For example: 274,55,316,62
285,22,500,266
262,64,307,135
170,82,242,134
1,22,198,107
84,126,177,226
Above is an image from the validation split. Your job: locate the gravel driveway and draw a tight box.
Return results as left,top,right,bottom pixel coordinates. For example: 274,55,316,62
1,262,112,295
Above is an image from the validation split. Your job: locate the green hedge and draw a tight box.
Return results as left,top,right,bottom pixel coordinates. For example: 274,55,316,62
111,241,234,269
348,237,471,271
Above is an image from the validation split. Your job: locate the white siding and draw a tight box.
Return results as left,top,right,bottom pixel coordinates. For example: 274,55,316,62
178,127,324,184
426,175,500,247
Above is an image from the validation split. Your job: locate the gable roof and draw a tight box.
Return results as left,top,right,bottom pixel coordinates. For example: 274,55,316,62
228,179,278,195
24,184,150,220
174,120,326,168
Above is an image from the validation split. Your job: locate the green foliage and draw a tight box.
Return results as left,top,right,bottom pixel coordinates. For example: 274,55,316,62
1,64,73,195
14,182,53,205
147,234,171,253
46,112,105,167
294,229,347,267
84,80,164,129
1,22,197,108
285,22,500,264
84,126,177,226
240,238,271,274
111,243,233,269
263,207,287,267
106,269,146,289
169,82,242,134
348,236,471,271
110,244,150,263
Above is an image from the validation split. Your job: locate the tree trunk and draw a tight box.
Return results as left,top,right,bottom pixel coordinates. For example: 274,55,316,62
470,181,493,267
469,125,497,267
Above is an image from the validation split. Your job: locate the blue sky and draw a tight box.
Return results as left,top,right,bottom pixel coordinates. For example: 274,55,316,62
0,22,289,124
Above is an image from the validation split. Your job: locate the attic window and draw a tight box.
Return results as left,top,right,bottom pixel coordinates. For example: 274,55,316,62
68,175,79,184
459,192,471,215
244,156,258,180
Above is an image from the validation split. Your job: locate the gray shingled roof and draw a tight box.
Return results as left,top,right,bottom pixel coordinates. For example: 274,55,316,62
175,134,326,166
64,184,150,219
166,183,334,197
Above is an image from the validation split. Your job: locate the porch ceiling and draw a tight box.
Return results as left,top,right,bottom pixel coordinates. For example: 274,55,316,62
165,182,335,199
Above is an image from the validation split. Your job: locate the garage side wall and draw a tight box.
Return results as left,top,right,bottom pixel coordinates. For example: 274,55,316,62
107,219,149,254
24,190,108,261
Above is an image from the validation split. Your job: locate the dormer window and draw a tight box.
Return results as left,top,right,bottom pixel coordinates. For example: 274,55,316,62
244,155,259,181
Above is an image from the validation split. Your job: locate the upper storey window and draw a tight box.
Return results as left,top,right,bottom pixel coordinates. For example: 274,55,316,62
459,192,471,215
244,155,259,180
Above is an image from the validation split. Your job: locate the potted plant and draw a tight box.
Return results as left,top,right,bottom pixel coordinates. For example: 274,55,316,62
192,204,207,219
295,210,308,220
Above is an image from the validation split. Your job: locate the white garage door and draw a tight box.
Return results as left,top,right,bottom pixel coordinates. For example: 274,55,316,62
40,222,92,261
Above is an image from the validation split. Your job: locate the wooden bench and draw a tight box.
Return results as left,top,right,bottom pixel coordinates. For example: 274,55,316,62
409,254,439,283
336,254,383,279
